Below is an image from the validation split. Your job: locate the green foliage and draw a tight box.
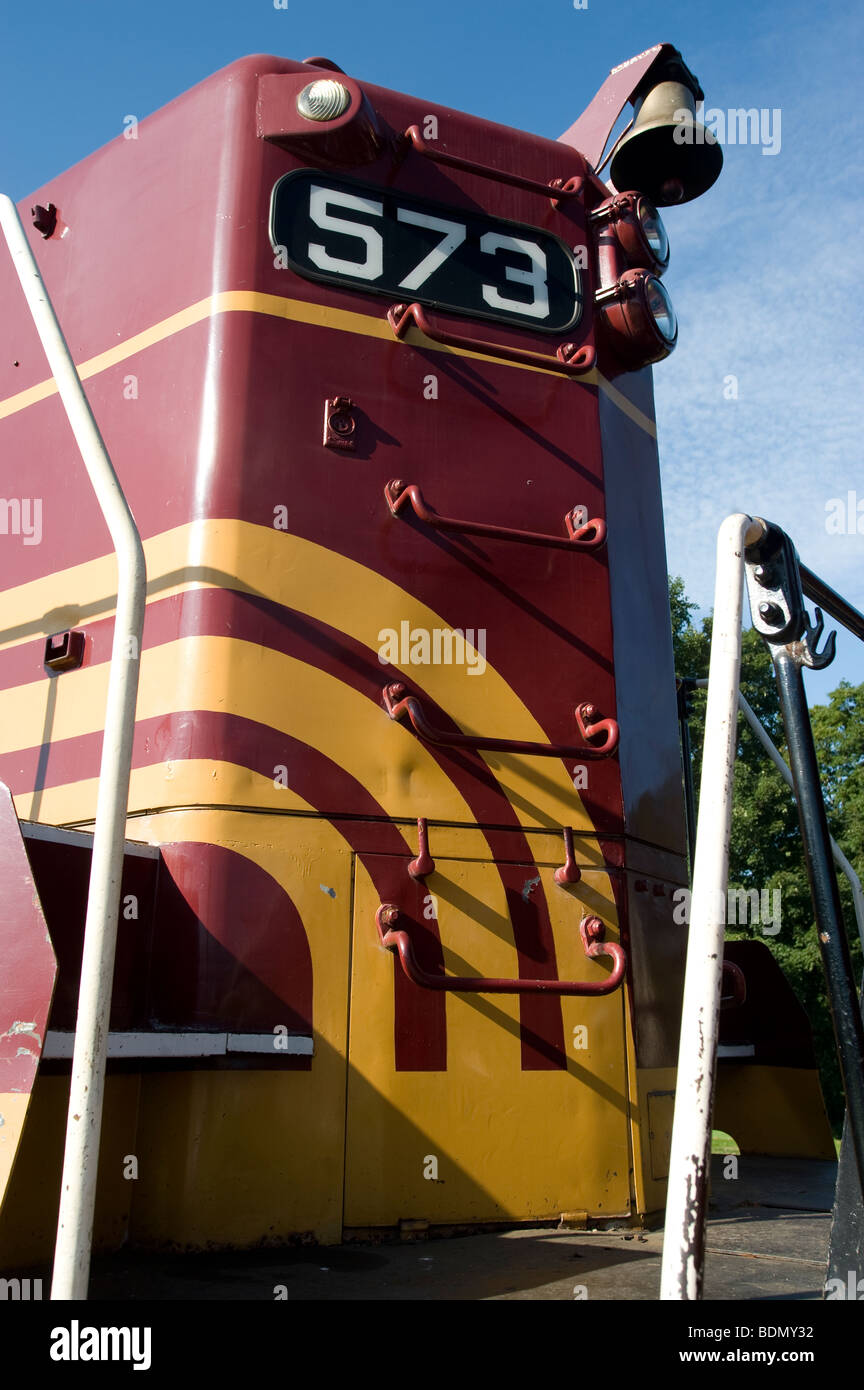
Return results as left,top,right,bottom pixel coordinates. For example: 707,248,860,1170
670,576,864,1130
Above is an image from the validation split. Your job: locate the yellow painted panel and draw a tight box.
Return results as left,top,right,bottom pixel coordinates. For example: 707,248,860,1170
629,1067,677,1217
345,856,632,1227
0,1076,139,1266
714,1065,835,1160
124,807,353,1246
0,1092,30,1208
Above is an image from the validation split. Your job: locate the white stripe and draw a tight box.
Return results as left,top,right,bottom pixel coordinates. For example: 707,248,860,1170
21,821,160,858
227,1033,314,1055
43,1030,313,1059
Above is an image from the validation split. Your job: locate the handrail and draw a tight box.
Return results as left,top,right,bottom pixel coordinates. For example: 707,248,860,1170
799,564,864,643
0,194,146,1302
665,514,864,1304
376,904,626,996
660,513,758,1302
400,124,586,202
385,479,606,551
407,817,583,888
387,301,596,375
383,681,619,759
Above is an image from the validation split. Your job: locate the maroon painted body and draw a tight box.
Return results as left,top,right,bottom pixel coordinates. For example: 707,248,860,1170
0,54,687,1084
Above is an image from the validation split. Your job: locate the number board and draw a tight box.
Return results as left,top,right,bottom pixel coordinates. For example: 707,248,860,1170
270,170,582,334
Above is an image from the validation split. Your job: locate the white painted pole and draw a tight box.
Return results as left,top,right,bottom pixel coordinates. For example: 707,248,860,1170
694,680,864,957
0,195,146,1300
660,513,758,1300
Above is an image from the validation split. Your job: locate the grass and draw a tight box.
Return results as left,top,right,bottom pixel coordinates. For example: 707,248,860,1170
712,1132,843,1159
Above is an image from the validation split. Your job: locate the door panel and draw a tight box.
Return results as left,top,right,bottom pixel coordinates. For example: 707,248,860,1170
344,852,632,1228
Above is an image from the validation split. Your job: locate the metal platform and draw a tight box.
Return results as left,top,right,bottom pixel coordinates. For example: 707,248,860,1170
76,1156,838,1301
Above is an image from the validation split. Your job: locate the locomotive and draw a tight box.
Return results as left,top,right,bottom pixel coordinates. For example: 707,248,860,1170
0,41,833,1277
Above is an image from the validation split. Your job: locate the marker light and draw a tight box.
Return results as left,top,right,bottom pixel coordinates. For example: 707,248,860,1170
296,79,352,122
595,267,678,366
589,191,670,275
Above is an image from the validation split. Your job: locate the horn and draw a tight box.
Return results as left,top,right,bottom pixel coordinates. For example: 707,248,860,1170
609,70,723,207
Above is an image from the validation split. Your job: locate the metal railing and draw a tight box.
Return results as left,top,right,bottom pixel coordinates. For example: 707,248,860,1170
0,194,147,1300
661,513,864,1300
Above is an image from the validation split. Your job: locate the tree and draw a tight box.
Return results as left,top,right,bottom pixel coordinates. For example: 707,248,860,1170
670,576,863,1129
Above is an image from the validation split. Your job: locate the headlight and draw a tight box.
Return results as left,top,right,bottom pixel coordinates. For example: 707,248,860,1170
595,268,678,365
644,273,677,341
637,198,669,271
589,191,670,275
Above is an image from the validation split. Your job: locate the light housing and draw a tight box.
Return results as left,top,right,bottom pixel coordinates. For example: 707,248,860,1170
589,191,670,276
595,267,678,366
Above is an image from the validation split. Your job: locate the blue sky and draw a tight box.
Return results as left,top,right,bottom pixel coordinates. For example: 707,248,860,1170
2,0,862,700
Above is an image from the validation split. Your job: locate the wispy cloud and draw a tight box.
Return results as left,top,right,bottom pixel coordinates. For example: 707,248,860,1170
653,45,864,694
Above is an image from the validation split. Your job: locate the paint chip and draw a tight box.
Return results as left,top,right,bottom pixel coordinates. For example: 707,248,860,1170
319,885,336,899
521,875,541,902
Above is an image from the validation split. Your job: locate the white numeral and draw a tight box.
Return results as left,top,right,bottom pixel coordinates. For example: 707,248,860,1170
480,232,550,319
397,208,467,290
308,186,384,280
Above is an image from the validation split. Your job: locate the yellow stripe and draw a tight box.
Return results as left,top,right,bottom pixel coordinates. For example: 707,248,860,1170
0,1092,31,1208
0,518,602,833
3,631,597,838
0,520,217,650
0,289,656,437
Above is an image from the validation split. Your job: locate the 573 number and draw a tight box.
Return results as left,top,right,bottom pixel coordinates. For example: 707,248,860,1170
270,171,581,333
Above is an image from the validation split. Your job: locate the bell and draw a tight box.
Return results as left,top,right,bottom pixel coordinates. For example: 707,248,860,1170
609,78,723,206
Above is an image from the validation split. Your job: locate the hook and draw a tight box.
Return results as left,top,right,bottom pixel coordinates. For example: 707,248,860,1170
407,817,436,879
554,826,582,885
799,607,837,670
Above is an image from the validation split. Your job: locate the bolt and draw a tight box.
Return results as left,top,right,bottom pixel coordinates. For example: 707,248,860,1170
379,905,399,927
581,915,605,946
390,479,404,496
758,601,785,627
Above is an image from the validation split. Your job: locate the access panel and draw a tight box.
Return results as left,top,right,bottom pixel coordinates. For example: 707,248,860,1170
343,849,633,1230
